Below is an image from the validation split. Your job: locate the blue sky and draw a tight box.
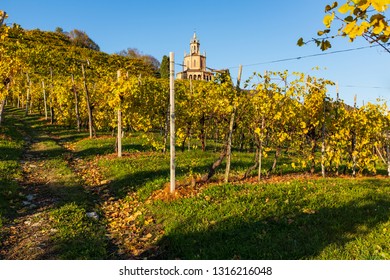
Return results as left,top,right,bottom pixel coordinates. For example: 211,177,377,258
2,0,390,106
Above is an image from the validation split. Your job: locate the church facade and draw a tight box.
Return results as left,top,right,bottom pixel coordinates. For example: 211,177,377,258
176,33,214,81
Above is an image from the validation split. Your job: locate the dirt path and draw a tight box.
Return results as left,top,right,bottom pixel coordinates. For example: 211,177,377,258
0,114,107,259
1,139,57,259
1,115,53,258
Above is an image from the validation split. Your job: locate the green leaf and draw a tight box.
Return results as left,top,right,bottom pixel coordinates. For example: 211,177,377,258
325,2,338,12
317,29,331,36
344,16,354,22
320,40,332,51
370,13,385,23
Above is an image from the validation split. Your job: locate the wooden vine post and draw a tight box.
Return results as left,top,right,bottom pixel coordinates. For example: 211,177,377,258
81,63,93,138
387,131,390,177
321,95,326,178
49,67,55,124
71,74,81,131
117,70,122,158
258,70,268,181
41,80,48,120
169,52,176,194
352,95,357,177
224,65,242,183
25,72,31,116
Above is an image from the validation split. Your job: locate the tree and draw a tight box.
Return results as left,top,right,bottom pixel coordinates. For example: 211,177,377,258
298,1,390,52
117,48,160,74
159,55,170,79
0,10,6,26
55,27,64,33
69,29,100,51
117,47,142,58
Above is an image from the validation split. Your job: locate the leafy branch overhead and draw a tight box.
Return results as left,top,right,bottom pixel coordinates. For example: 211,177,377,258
298,0,390,52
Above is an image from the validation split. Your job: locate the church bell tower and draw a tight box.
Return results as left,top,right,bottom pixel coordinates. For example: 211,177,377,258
176,32,214,81
190,32,200,54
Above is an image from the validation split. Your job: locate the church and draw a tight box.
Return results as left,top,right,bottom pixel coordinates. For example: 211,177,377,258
176,33,214,81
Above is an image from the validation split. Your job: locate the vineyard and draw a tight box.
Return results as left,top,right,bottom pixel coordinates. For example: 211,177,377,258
1,25,390,179
1,9,390,260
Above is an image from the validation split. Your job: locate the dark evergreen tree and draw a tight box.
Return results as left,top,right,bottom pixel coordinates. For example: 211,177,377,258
159,55,169,79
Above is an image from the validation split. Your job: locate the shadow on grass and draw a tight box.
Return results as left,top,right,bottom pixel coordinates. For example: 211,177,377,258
103,152,280,200
48,129,90,144
0,147,24,161
152,196,390,260
105,160,223,199
0,108,26,222
0,179,20,222
27,146,67,160
73,143,148,159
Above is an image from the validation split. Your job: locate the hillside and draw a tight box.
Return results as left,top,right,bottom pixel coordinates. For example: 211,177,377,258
2,24,159,79
0,24,165,134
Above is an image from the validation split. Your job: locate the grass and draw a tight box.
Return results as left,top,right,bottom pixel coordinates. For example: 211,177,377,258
49,203,107,259
2,106,390,260
1,107,108,259
65,120,390,260
150,178,390,259
72,137,389,259
0,108,25,226
73,135,277,199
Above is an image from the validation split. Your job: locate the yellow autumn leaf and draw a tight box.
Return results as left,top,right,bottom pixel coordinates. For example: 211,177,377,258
361,21,371,30
373,19,386,34
274,112,282,120
356,23,369,37
323,12,335,28
358,1,371,11
344,21,357,35
371,0,390,12
384,26,390,36
144,233,152,239
338,3,354,14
